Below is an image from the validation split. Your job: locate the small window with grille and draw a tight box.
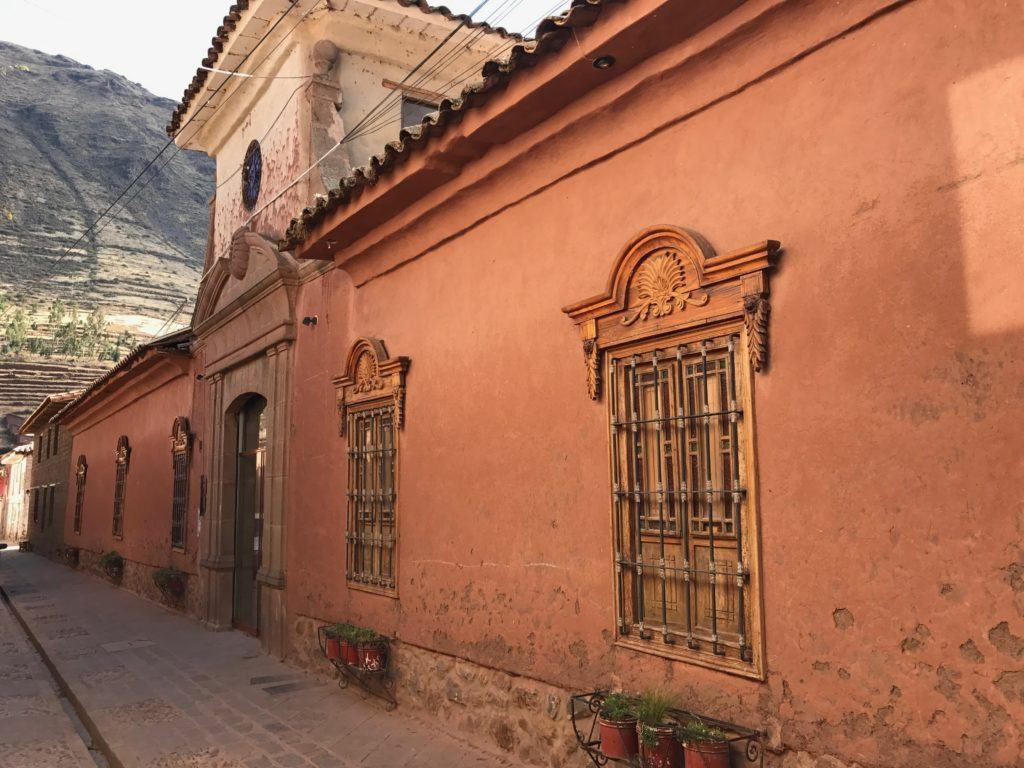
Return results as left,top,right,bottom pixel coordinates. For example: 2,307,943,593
346,405,397,590
47,484,55,527
170,417,190,550
112,436,130,538
73,455,87,534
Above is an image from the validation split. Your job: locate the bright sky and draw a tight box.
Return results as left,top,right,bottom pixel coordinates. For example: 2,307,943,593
1,0,561,100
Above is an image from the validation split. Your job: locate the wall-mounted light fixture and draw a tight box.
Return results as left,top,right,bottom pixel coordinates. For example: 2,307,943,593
593,55,616,70
302,315,319,327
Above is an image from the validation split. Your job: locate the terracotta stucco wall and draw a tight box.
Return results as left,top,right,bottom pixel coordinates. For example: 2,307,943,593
66,370,198,581
280,0,1024,765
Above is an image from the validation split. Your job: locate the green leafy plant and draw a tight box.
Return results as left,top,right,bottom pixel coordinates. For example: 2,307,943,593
153,568,185,590
325,622,355,640
679,721,728,743
636,689,676,727
351,626,379,645
639,723,661,747
98,550,124,570
599,692,636,722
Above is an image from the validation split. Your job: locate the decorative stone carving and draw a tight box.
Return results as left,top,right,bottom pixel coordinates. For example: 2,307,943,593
621,251,708,326
744,294,771,372
76,454,87,481
332,338,410,437
563,226,780,399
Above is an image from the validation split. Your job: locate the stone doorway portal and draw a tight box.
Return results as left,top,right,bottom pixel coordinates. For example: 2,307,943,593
232,394,267,635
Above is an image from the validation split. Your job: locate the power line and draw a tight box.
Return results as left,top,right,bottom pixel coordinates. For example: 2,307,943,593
52,0,308,266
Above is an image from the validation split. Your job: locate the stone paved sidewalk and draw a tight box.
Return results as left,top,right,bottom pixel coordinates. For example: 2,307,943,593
0,552,512,768
0,585,97,767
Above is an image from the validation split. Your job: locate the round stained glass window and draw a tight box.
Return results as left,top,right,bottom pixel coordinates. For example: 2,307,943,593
241,139,262,211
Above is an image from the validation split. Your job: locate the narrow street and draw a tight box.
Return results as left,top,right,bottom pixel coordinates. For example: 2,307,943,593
0,552,510,768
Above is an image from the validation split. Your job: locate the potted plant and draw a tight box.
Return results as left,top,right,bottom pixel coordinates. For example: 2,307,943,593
153,567,187,600
598,691,638,760
99,550,124,580
679,721,731,768
338,624,360,666
64,546,80,567
323,623,350,661
353,626,387,671
636,690,681,768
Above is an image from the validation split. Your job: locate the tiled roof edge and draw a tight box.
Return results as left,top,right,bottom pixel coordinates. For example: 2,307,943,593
54,329,192,424
166,0,522,137
279,0,615,251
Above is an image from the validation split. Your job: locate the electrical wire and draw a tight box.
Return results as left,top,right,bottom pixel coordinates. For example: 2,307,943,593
51,0,309,266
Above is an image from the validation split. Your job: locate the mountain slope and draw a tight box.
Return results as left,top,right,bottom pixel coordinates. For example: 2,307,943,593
0,40,213,450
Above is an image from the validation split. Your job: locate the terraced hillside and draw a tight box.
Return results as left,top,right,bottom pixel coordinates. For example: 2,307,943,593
0,41,212,449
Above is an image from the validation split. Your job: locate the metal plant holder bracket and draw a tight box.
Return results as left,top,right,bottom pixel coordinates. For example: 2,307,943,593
570,690,765,767
317,626,398,711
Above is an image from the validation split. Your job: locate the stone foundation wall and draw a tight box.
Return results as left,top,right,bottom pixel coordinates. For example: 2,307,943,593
74,548,201,619
288,614,864,768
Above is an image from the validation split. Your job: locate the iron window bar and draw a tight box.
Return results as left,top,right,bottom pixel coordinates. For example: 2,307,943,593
608,333,751,662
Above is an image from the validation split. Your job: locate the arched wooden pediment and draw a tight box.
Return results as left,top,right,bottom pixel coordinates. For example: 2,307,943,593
171,417,190,455
563,226,780,399
332,337,410,436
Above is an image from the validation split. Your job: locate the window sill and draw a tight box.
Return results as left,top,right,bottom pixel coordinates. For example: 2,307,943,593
347,581,398,600
614,636,764,681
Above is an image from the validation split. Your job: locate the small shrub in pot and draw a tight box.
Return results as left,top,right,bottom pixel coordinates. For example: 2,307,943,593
153,568,186,600
636,690,681,768
598,692,638,760
679,721,731,768
323,623,351,661
98,550,124,580
353,626,387,671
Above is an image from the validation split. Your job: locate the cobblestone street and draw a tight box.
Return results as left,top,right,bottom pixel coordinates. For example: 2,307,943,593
0,552,511,768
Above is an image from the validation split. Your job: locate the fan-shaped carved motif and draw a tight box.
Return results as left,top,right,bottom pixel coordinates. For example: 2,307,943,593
354,351,383,393
622,251,708,326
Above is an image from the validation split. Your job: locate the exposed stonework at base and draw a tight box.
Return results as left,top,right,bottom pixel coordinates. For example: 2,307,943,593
71,549,201,619
288,614,865,768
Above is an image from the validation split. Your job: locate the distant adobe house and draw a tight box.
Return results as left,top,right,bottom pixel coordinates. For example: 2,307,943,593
18,390,80,556
45,0,1024,766
0,443,32,545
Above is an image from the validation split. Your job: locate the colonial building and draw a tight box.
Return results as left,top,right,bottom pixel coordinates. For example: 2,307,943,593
0,443,32,544
49,0,1024,767
18,390,79,555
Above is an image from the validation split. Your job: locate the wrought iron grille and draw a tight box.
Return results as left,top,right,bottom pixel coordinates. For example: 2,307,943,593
73,457,86,534
609,334,751,662
346,405,397,590
112,437,129,538
171,450,188,549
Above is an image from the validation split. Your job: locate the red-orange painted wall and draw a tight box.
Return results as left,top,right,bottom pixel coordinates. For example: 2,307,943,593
279,0,1024,765
64,357,199,578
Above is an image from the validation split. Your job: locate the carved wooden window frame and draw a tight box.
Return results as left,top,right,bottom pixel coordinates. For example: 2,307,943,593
563,226,780,680
333,338,409,597
170,417,191,551
73,455,87,534
112,435,130,539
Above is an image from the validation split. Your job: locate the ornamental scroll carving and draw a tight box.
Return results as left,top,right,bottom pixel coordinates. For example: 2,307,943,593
562,226,780,400
171,417,191,455
332,338,410,437
115,435,131,466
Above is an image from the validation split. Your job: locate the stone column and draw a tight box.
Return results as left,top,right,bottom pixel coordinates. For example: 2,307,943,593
200,373,233,630
258,342,291,657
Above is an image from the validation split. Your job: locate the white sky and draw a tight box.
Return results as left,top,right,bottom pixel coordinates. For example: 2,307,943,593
1,0,560,100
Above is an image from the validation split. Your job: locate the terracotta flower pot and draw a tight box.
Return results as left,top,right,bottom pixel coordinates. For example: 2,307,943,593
638,723,682,768
599,716,639,759
682,739,731,768
325,637,342,660
341,639,359,666
358,644,387,671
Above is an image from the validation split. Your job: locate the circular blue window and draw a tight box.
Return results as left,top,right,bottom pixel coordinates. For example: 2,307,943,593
241,140,262,210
